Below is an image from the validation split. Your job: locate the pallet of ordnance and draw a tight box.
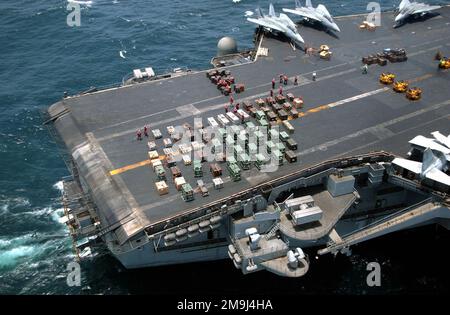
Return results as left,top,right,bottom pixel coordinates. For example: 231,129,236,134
362,48,407,66
384,48,407,63
207,69,237,96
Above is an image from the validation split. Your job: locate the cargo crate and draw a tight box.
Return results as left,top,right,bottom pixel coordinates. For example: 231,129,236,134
151,158,162,170
174,176,186,191
255,110,266,120
243,101,253,111
234,145,244,157
265,96,275,105
269,129,279,140
283,102,292,111
227,163,241,181
155,181,169,196
267,111,277,121
245,121,256,130
266,141,276,154
148,150,159,160
181,183,194,202
278,109,288,120
171,166,182,179
255,98,265,107
283,120,295,133
293,98,304,108
290,108,299,118
275,95,286,104
182,154,192,166
194,160,203,177
155,165,166,181
147,141,156,151
258,118,269,129
213,177,224,190
255,153,269,170
248,107,257,118
239,153,251,170
272,103,283,112
285,150,297,163
210,163,222,177
280,131,290,142
286,138,298,150
166,155,176,168
197,180,209,197
163,138,173,148
276,142,286,154
152,129,162,139
272,149,284,166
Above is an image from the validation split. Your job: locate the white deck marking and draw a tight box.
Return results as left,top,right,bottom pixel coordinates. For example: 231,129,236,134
327,87,389,108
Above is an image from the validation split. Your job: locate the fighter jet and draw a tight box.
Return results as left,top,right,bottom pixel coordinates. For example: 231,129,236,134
393,148,450,186
394,0,441,27
282,0,340,33
247,3,305,45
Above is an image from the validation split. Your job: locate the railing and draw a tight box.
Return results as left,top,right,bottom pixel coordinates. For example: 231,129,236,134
341,197,434,239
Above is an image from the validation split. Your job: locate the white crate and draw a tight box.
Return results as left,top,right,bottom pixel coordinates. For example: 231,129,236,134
213,177,224,189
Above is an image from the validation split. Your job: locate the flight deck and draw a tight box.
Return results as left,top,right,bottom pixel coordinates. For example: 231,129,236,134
48,7,450,244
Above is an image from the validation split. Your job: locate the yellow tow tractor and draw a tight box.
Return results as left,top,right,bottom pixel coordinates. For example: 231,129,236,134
319,45,332,60
393,80,409,93
439,58,450,69
379,72,396,85
406,87,422,100
359,21,376,31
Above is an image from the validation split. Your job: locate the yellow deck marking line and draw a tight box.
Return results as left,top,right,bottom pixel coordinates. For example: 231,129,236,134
109,159,151,175
109,73,435,176
109,155,166,176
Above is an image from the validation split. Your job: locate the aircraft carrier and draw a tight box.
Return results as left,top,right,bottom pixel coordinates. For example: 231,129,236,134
44,6,450,277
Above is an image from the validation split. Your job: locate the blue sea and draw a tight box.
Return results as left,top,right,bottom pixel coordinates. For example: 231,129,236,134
0,0,449,295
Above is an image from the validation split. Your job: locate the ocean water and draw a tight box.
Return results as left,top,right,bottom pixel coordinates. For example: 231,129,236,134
0,0,449,295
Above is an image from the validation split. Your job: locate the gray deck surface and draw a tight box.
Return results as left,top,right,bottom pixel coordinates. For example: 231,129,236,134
49,8,450,240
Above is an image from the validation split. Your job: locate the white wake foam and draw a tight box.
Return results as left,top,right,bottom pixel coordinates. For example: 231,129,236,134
67,0,93,7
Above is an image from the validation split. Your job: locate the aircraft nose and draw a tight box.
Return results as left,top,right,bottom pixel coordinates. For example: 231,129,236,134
333,23,341,32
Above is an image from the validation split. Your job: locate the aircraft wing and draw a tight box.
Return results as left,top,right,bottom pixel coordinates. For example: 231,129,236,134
412,4,441,15
409,135,450,154
247,18,285,32
282,8,321,21
425,168,450,187
431,131,450,149
316,4,331,17
392,157,422,174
